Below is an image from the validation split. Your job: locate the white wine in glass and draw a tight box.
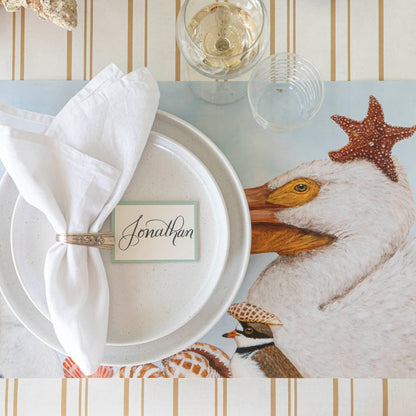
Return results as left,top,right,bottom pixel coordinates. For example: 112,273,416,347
187,3,260,76
176,0,268,103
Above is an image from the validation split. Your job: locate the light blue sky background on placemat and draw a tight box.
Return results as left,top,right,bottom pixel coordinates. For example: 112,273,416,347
1,81,416,359
1,81,416,193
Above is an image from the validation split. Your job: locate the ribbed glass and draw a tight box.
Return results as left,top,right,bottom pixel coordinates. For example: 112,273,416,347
248,53,324,131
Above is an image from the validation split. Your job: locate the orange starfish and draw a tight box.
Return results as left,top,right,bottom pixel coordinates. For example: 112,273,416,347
329,95,416,182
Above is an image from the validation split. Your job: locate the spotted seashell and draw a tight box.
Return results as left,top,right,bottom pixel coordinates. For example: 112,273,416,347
227,302,282,326
186,343,231,377
118,364,164,378
163,343,231,378
163,351,217,378
63,357,114,378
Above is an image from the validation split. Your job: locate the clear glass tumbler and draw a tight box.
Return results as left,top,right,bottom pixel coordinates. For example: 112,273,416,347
248,52,324,131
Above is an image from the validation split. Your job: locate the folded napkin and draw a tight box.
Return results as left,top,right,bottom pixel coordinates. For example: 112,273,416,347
0,65,160,374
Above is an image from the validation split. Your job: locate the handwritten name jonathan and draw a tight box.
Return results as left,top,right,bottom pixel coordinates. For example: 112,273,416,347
118,215,194,251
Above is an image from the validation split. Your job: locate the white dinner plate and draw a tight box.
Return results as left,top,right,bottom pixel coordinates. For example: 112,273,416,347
0,110,251,365
11,131,230,345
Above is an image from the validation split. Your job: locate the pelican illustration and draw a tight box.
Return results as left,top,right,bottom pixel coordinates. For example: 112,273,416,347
238,96,416,377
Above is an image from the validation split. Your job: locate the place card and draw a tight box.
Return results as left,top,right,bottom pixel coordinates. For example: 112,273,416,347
112,201,198,263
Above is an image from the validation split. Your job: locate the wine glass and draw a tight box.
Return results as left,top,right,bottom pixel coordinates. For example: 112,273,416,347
176,0,268,104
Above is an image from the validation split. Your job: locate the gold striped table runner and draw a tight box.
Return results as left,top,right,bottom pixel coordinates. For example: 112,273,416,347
0,0,413,81
1,378,415,415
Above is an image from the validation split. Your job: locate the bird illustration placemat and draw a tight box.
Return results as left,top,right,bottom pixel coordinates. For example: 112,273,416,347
2,80,416,381
62,91,416,379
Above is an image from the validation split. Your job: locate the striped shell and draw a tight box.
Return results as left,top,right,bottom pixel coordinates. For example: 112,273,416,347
163,351,218,378
63,357,114,378
119,364,164,378
186,343,231,377
162,343,231,378
227,302,282,326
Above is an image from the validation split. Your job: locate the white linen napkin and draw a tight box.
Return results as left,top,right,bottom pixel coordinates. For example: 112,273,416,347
0,64,160,374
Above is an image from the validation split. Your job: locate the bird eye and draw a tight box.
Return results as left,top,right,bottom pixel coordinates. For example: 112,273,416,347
244,327,254,335
294,183,308,192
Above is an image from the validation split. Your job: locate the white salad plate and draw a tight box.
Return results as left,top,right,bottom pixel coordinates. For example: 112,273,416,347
0,109,251,365
11,131,230,345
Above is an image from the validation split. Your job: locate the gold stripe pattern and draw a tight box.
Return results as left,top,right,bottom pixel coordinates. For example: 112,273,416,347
85,379,89,416
286,0,290,52
83,0,87,80
330,0,336,81
223,379,227,416
13,379,18,416
67,31,72,80
141,379,145,416
173,379,179,416
271,379,276,416
215,379,218,416
378,0,384,80
0,378,409,413
61,379,67,416
20,8,25,80
294,379,297,416
175,0,181,81
270,0,276,55
347,0,351,81
144,0,148,67
124,379,130,416
12,13,16,80
78,379,82,416
383,379,388,416
333,379,339,416
293,0,296,53
0,0,400,81
5,379,9,416
127,0,133,73
89,0,93,79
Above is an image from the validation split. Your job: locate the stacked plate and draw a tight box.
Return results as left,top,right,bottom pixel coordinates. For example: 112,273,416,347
0,108,251,365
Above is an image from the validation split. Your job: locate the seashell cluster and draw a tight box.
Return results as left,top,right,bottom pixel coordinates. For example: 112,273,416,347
227,302,282,326
63,343,231,379
1,0,77,30
63,357,114,378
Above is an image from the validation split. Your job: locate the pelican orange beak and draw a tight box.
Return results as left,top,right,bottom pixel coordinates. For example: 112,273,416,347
244,183,284,224
222,330,239,338
245,182,336,255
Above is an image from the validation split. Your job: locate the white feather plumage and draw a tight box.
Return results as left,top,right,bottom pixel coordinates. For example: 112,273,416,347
247,158,416,377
